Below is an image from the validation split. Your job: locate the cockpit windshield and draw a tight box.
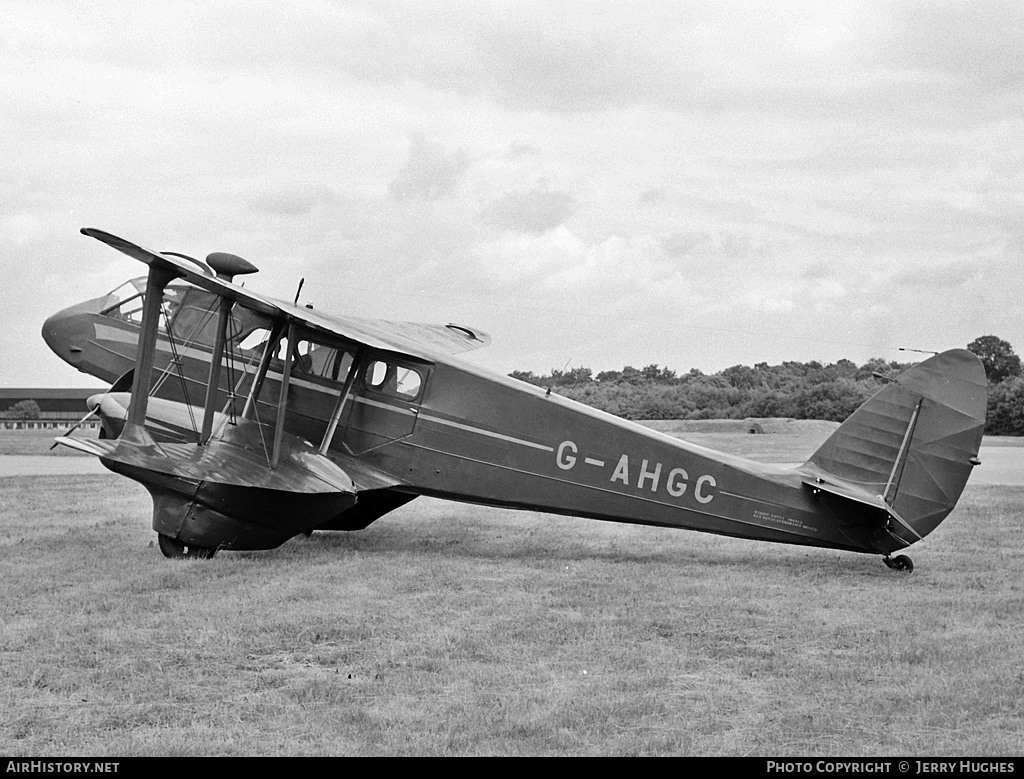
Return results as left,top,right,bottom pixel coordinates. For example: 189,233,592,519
100,278,148,323
99,277,268,351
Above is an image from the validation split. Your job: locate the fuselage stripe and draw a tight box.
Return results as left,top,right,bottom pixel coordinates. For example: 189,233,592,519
353,396,416,416
417,412,554,452
401,440,810,536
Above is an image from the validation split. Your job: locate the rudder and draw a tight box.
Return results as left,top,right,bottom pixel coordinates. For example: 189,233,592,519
803,349,987,546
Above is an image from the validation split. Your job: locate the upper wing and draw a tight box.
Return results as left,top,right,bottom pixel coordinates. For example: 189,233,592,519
81,228,491,360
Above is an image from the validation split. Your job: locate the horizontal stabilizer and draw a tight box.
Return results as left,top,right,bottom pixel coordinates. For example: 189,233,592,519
801,474,922,544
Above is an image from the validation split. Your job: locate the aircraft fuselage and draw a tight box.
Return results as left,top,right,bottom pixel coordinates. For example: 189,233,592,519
45,281,886,555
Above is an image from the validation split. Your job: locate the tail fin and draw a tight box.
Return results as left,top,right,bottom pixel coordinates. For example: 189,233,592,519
802,349,987,549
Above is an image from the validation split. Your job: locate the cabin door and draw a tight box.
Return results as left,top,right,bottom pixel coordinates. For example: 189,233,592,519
340,356,428,455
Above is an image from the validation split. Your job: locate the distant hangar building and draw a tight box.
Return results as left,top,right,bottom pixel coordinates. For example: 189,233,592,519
0,388,101,429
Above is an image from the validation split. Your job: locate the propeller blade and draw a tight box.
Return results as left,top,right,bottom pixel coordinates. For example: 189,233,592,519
50,370,135,448
50,406,98,449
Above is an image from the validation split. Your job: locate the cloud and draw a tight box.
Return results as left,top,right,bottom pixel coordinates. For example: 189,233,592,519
248,187,335,216
880,1,1024,95
6,1,1024,385
389,133,470,201
639,187,669,204
503,142,541,160
483,181,574,235
802,262,836,281
468,226,586,287
890,259,984,290
658,231,768,265
1,214,45,245
660,232,710,258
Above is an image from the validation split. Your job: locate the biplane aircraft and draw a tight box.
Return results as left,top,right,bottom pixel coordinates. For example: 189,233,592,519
42,228,988,571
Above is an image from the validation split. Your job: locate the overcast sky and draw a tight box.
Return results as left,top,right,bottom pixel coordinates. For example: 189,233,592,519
4,1,1023,388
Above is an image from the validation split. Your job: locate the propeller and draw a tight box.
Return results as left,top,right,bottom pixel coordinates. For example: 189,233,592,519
50,370,135,447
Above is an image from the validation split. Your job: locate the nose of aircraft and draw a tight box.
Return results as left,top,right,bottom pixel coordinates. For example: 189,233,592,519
42,298,101,368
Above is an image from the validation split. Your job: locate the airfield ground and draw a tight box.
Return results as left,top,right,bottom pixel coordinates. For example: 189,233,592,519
1,425,1022,756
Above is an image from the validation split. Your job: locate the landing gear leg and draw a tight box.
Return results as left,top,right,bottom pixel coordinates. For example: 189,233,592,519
883,554,913,573
158,533,218,560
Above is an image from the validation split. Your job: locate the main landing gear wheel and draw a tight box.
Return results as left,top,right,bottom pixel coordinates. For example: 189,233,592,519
157,533,218,560
883,554,914,573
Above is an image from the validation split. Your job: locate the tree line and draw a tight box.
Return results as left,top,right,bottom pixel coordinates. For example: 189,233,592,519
510,335,1024,435
5,336,1021,434
1,399,41,420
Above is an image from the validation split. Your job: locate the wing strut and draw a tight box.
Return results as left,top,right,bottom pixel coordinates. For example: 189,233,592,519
200,297,234,444
270,321,297,469
319,345,368,455
124,264,181,441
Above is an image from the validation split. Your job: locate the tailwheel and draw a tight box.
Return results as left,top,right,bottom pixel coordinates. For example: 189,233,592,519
157,533,218,560
883,554,913,573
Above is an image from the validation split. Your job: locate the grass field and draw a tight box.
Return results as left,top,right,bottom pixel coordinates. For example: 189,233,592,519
1,428,1022,755
0,428,95,457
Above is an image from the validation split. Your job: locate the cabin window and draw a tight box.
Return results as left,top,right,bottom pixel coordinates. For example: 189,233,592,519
394,367,422,398
366,361,388,388
238,328,272,354
171,305,243,347
285,339,354,383
244,333,355,387
364,360,423,400
316,347,353,383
